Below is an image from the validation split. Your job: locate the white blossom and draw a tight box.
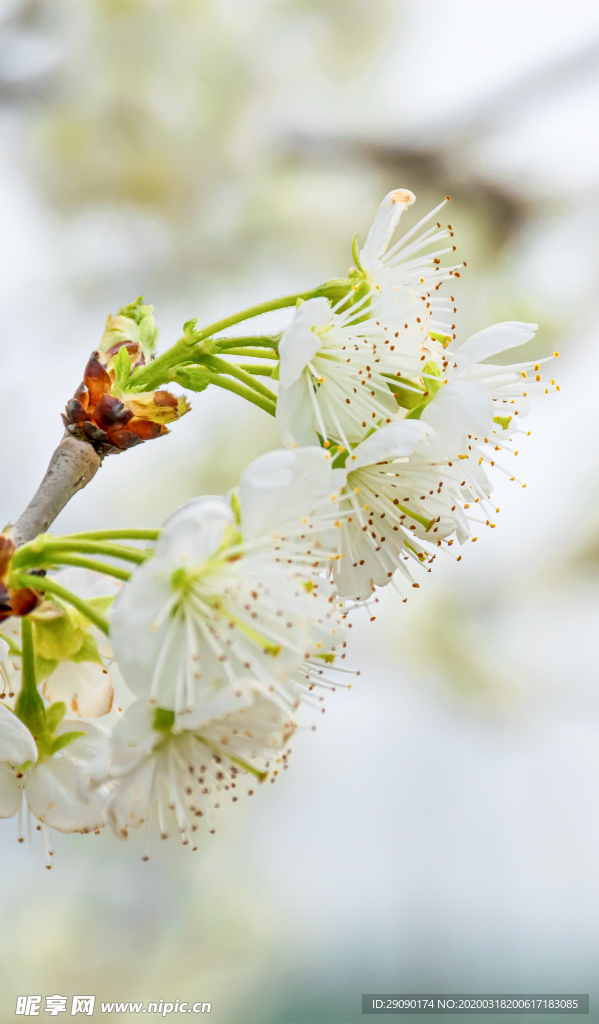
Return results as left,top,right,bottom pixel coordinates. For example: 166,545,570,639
0,703,110,846
355,188,464,365
331,318,559,600
110,447,345,723
276,294,425,449
107,696,295,849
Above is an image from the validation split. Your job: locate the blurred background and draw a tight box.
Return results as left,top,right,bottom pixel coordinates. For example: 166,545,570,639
1,1,599,1021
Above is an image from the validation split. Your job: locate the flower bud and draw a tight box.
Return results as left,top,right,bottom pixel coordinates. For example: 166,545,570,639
123,391,191,426
99,296,158,367
63,298,190,455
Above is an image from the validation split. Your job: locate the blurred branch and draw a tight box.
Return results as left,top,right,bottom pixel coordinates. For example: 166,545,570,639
9,433,102,547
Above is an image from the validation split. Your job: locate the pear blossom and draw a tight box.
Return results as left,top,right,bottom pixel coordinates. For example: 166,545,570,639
109,447,345,723
354,188,463,364
331,319,559,601
399,320,559,486
332,419,470,600
276,294,426,449
107,696,295,849
0,703,110,850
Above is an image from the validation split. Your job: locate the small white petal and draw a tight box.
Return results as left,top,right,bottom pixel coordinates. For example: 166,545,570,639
421,380,494,453
0,764,23,818
276,374,320,449
42,661,114,719
452,321,538,374
278,297,331,388
238,447,335,541
361,188,416,262
351,419,431,470
25,759,108,834
0,703,37,766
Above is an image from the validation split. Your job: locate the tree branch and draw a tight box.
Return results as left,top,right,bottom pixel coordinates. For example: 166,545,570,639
10,434,103,548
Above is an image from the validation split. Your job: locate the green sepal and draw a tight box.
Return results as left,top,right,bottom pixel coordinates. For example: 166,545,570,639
0,632,21,657
50,731,86,755
70,634,104,666
153,707,175,733
403,361,443,419
45,701,67,733
221,523,243,551
270,362,280,381
351,234,364,272
388,377,425,411
34,654,59,683
229,490,242,527
331,446,350,469
422,360,442,397
405,403,428,420
86,595,115,617
429,330,452,349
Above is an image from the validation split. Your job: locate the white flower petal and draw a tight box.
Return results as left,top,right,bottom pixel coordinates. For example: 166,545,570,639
452,321,538,374
421,381,494,454
25,759,109,833
238,447,335,541
0,639,8,663
108,756,154,839
276,374,320,449
109,697,154,761
42,661,114,719
361,188,416,262
197,693,296,752
0,703,37,766
159,496,233,565
349,419,432,470
0,764,22,818
54,718,111,784
278,297,331,388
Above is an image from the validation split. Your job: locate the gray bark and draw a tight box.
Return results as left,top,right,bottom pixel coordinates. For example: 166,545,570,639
10,434,102,547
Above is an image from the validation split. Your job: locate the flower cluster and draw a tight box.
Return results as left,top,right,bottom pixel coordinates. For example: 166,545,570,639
277,190,558,600
0,187,556,862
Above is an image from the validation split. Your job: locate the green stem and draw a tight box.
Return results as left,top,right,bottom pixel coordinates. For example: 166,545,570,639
39,555,132,582
192,291,316,343
130,290,316,392
48,540,147,564
20,618,37,698
206,356,277,403
209,376,276,417
214,336,280,351
128,334,197,393
15,617,46,736
212,347,278,360
235,365,275,376
13,574,110,634
14,539,148,569
60,529,160,542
